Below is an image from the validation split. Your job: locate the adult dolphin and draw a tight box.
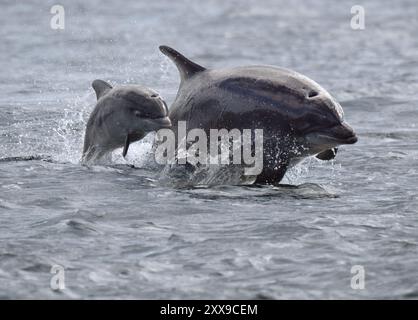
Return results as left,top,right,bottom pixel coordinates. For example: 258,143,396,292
82,80,171,163
159,45,357,184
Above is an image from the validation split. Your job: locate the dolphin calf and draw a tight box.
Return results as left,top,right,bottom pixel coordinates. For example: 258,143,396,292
159,45,357,184
82,79,171,163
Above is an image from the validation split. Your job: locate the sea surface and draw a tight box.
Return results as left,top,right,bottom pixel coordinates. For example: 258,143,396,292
1,0,418,299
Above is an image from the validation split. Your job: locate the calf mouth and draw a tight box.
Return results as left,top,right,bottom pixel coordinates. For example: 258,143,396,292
143,116,172,131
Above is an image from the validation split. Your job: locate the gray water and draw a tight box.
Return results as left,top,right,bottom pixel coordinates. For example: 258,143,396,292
1,0,418,299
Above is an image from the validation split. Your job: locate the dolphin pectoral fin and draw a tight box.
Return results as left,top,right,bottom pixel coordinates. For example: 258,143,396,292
92,79,112,100
316,148,338,161
122,134,131,158
159,45,206,83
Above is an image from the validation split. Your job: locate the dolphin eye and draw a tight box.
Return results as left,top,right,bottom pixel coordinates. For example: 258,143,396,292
134,110,141,117
310,112,329,125
150,94,158,98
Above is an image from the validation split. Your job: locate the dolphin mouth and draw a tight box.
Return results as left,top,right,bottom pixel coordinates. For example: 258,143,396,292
306,122,358,147
143,116,172,131
325,122,358,144
316,132,358,144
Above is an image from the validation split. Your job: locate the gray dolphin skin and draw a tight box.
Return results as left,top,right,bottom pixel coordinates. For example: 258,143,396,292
82,79,171,163
159,45,357,184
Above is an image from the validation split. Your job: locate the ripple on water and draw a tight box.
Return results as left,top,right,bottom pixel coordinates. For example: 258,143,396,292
183,183,339,201
64,219,100,235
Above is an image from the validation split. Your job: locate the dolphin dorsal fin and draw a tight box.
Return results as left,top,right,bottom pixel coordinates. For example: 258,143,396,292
159,45,206,83
92,79,112,100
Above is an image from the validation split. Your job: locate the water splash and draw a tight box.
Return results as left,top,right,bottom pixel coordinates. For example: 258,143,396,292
52,92,93,164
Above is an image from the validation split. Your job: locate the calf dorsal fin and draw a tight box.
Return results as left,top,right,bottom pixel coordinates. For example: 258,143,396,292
92,79,112,100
